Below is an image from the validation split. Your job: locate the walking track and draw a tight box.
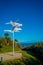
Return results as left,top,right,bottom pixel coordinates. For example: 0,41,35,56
0,52,22,61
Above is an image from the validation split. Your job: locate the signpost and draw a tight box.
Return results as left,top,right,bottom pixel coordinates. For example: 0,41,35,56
4,21,22,55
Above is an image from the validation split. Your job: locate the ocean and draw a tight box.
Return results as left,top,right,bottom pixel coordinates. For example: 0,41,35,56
20,42,34,47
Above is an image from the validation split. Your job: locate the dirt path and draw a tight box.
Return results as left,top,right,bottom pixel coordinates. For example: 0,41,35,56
0,52,22,61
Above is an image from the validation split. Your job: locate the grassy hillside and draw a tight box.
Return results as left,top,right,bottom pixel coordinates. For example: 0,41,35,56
22,42,43,65
0,34,43,65
0,33,21,53
0,38,21,53
0,45,21,53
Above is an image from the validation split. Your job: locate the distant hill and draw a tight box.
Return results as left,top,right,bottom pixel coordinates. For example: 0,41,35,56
22,42,43,48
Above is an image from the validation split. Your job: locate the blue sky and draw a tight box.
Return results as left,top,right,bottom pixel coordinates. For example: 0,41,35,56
0,0,43,43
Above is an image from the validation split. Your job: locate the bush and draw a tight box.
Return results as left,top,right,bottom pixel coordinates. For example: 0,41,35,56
0,44,2,48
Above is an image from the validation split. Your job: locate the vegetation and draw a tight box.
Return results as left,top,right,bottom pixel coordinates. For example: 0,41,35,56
0,33,43,65
22,42,43,65
0,33,21,53
2,58,41,65
0,45,21,53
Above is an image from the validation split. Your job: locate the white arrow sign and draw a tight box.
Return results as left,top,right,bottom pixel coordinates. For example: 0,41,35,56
6,21,22,27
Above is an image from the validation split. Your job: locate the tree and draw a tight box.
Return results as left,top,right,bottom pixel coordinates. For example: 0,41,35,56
14,39,21,48
0,40,3,51
4,33,9,38
4,33,9,45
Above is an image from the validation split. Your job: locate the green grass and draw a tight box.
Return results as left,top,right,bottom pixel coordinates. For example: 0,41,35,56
0,45,21,53
22,51,37,60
